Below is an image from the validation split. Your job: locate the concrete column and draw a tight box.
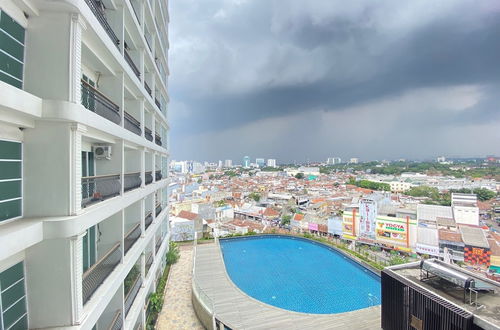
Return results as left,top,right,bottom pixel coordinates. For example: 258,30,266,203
70,123,87,215
69,13,86,104
69,233,86,324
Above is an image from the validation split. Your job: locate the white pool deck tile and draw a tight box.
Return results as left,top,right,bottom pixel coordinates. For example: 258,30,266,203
194,242,382,330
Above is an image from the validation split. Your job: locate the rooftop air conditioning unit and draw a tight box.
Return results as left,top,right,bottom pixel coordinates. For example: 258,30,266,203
93,145,112,160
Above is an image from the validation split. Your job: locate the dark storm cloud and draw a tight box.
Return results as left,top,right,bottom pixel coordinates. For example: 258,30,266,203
169,0,500,161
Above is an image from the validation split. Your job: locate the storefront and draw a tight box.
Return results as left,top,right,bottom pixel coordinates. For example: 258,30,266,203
376,216,416,252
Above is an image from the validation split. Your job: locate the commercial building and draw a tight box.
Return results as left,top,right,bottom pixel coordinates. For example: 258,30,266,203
326,157,341,165
255,158,265,168
224,159,232,168
266,158,277,168
349,158,359,164
0,0,169,329
243,156,250,168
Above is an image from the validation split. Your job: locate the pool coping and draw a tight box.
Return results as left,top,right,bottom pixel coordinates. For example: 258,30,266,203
192,240,382,329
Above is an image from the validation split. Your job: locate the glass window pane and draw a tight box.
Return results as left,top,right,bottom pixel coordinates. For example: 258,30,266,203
0,181,21,200
0,262,23,294
0,199,22,222
0,161,21,180
2,297,26,329
0,30,24,61
0,140,21,160
0,51,23,80
1,280,24,308
0,11,25,44
0,70,22,88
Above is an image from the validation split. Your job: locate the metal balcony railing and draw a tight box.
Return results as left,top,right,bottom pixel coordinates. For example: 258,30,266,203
145,171,153,185
154,133,162,146
145,127,153,142
124,172,141,192
84,0,120,47
81,80,121,125
155,237,162,254
125,275,142,316
130,0,140,24
82,174,121,207
107,310,122,330
124,111,141,136
155,170,162,181
144,33,152,52
82,243,121,304
124,49,140,79
124,223,141,255
155,203,162,217
155,98,161,110
145,252,153,275
145,211,153,230
144,81,152,96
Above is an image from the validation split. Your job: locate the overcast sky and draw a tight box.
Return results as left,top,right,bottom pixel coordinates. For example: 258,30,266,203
168,0,500,164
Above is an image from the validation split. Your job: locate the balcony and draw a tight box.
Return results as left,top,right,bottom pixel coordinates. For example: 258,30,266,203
155,236,162,254
145,171,153,185
124,223,141,255
155,170,162,181
145,212,153,230
154,133,162,146
124,172,141,192
82,242,121,304
124,273,142,316
81,80,121,125
107,310,122,330
82,174,121,208
145,127,153,142
154,98,161,111
124,111,141,136
155,204,162,217
124,49,140,79
84,0,120,47
145,252,153,275
144,81,152,96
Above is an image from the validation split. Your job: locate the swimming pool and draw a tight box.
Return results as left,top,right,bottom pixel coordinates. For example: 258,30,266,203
220,235,380,314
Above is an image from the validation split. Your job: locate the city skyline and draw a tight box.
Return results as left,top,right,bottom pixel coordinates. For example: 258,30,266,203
169,0,500,162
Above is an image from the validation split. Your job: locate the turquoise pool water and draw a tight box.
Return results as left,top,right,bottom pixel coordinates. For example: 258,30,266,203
220,235,380,314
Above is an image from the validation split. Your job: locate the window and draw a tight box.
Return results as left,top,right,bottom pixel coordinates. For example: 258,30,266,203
0,262,28,330
82,225,97,273
0,10,25,89
0,140,22,222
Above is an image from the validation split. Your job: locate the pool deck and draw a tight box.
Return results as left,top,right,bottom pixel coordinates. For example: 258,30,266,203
194,242,382,330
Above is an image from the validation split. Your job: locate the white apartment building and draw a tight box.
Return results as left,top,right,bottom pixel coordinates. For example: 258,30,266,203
0,0,169,329
266,158,276,168
326,157,341,165
224,159,232,168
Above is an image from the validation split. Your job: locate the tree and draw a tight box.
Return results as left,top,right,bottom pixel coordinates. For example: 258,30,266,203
295,172,305,179
248,192,261,202
197,178,202,184
166,241,180,265
473,188,496,201
281,214,292,225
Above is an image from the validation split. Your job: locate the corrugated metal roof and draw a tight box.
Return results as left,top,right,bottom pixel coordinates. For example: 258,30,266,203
459,226,489,248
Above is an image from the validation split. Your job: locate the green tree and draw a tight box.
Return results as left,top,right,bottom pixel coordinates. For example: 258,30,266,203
166,241,180,265
295,172,305,179
472,188,496,201
281,214,292,225
248,192,261,202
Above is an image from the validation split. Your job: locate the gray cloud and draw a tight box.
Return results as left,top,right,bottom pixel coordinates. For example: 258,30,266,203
168,0,500,162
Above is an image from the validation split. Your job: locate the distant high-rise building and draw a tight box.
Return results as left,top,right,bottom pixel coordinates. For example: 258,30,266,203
256,158,265,167
327,157,342,165
218,160,223,168
349,158,359,164
267,159,277,168
437,156,446,163
224,159,233,168
243,156,250,168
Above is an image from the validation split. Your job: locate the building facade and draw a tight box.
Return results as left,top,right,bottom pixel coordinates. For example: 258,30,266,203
0,0,169,329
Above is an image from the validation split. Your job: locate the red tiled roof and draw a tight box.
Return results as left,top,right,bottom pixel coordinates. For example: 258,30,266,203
293,213,304,221
177,210,198,220
263,208,279,217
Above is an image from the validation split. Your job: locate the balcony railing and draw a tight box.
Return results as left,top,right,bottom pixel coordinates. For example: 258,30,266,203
155,170,162,181
155,203,162,217
145,252,153,275
155,98,161,110
144,81,152,96
82,174,121,207
130,0,140,24
145,171,153,185
155,237,162,254
125,274,142,316
107,310,122,330
145,33,152,52
81,80,121,125
82,242,121,304
154,133,162,146
84,0,120,47
124,111,141,136
145,212,153,230
124,172,141,192
124,222,141,255
145,127,153,142
124,49,140,79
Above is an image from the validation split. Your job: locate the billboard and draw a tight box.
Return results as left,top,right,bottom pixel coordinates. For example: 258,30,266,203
359,199,376,238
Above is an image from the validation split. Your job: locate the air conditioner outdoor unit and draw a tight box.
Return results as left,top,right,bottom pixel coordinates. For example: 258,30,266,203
93,145,112,160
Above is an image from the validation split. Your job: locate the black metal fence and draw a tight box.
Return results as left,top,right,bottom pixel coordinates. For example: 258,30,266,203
155,98,161,110
81,80,121,125
144,81,152,96
154,133,162,146
84,0,120,47
125,49,140,79
145,212,153,230
145,127,153,142
155,204,162,217
82,243,121,304
155,237,162,254
145,252,153,275
381,270,475,330
155,170,162,181
124,223,141,255
124,172,141,192
124,275,142,316
145,171,153,185
124,111,142,136
82,174,121,207
107,310,123,330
